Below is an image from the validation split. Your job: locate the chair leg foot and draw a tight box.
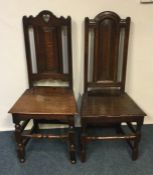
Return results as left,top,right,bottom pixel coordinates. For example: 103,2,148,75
15,123,26,163
132,137,139,161
80,134,86,162
131,120,143,161
69,144,76,164
132,148,138,161
80,150,86,163
19,158,25,163
70,156,76,164
17,144,25,162
68,125,76,164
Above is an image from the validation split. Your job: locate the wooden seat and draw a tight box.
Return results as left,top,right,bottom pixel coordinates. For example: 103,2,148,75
9,87,76,116
8,10,77,164
82,93,145,119
80,11,146,162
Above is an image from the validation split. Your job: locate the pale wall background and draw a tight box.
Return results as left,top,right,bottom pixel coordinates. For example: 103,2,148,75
0,0,153,131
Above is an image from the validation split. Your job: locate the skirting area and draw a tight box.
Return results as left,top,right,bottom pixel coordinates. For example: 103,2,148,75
0,125,153,175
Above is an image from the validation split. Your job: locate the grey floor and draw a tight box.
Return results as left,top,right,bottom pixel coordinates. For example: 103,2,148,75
0,125,153,175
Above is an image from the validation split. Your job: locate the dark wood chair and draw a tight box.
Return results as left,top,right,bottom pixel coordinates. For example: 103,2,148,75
8,10,77,164
80,11,146,162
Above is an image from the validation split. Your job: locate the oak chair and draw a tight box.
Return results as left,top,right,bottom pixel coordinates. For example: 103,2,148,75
8,10,77,164
80,11,146,162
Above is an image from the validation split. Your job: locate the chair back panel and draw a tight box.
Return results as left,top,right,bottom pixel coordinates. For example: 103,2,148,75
84,11,130,94
23,11,72,88
34,25,62,73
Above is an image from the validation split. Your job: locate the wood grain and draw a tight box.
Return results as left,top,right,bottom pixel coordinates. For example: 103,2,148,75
9,87,77,115
81,92,146,117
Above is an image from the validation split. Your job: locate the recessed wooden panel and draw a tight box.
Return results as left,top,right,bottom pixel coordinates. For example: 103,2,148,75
29,25,70,75
94,18,120,82
34,26,61,73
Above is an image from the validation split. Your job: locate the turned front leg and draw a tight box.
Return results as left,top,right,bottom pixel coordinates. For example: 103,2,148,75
68,125,76,164
15,122,25,163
